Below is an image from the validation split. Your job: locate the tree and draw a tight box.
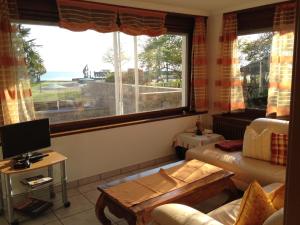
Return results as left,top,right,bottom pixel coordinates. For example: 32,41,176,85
239,32,273,64
238,32,273,109
138,35,182,83
16,25,46,82
102,47,130,67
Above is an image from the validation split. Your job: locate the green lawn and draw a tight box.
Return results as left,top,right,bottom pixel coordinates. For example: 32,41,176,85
31,81,81,102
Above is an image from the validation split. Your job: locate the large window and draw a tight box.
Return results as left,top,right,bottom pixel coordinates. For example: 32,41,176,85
238,32,273,109
20,24,188,124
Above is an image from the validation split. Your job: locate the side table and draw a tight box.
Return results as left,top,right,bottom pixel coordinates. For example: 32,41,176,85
0,150,70,225
173,133,224,159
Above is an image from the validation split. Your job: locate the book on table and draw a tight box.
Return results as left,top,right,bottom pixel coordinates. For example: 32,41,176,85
14,198,53,217
21,175,53,188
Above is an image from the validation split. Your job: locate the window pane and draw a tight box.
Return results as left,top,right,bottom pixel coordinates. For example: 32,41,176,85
238,32,273,109
137,34,187,112
20,24,187,124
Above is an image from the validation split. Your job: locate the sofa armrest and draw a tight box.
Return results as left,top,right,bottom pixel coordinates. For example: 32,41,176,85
152,204,223,225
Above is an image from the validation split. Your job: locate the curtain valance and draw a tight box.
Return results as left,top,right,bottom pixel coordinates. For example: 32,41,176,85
56,0,167,36
57,0,119,33
119,7,166,36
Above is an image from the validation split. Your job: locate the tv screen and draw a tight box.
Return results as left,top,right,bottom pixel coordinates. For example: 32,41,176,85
0,118,51,159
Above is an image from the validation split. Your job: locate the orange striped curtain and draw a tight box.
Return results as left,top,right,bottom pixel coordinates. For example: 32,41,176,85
214,13,245,112
57,0,119,33
119,8,167,36
191,17,208,112
267,2,296,117
0,0,35,125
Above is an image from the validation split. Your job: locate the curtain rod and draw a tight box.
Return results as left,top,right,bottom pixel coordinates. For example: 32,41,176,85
223,0,294,15
85,0,206,18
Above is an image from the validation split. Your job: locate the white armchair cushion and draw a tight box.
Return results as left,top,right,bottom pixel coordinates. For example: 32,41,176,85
263,208,284,225
152,203,223,225
208,199,241,225
249,118,289,135
243,127,272,161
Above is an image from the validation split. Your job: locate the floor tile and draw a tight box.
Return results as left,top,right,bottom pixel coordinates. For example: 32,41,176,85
82,190,101,205
78,181,102,194
60,209,100,225
16,210,58,225
45,221,63,225
104,208,124,223
117,220,129,225
0,216,9,225
56,188,81,198
53,195,94,219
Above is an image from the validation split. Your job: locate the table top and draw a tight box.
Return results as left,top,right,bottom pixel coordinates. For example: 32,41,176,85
0,150,67,175
98,160,234,213
173,132,224,149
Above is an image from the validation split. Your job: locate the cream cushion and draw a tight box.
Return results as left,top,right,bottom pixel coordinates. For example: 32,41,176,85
152,203,223,225
242,127,272,161
263,208,284,225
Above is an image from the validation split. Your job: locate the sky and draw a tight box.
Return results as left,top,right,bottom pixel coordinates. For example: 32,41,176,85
25,24,140,73
25,24,269,74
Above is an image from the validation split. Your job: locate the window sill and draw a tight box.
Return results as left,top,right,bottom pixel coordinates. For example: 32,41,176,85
50,109,205,138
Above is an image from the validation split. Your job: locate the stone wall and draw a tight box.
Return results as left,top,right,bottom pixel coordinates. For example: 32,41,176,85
35,81,182,123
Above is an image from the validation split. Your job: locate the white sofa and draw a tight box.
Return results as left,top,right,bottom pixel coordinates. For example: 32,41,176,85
186,118,288,190
151,183,284,225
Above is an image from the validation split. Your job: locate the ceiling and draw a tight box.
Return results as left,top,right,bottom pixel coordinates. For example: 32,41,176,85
95,0,286,15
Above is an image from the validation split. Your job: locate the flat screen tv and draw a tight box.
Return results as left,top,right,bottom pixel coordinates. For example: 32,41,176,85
0,118,51,159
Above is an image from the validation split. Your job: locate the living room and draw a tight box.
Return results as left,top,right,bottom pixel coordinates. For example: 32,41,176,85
0,0,299,225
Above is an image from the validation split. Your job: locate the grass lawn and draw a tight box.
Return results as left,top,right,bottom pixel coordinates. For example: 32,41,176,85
31,81,81,102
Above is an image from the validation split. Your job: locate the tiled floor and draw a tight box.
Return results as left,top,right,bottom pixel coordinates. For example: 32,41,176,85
0,161,232,225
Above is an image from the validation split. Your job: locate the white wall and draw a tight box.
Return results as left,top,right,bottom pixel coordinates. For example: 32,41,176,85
50,115,198,181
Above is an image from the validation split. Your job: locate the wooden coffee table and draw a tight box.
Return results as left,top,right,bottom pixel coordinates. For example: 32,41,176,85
95,161,235,225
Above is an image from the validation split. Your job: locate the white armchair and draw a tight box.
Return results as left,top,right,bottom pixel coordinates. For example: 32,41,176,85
150,183,284,225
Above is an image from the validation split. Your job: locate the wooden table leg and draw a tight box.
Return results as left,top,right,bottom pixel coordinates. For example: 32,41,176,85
225,179,242,202
95,194,112,225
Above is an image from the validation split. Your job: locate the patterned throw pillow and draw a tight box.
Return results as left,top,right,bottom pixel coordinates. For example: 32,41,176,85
269,184,285,209
243,127,272,161
235,181,276,225
271,133,288,166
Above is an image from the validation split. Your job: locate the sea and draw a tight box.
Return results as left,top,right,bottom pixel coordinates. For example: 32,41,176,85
41,71,84,81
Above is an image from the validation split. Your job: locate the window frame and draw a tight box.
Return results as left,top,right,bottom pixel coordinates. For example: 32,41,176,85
11,0,202,136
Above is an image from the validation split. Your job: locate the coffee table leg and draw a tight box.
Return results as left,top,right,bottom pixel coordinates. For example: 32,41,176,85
96,194,112,225
225,179,241,202
136,215,145,225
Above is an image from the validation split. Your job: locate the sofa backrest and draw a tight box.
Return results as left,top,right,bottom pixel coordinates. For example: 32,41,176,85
249,118,289,135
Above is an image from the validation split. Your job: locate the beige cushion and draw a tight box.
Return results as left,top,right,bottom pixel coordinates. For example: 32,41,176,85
242,127,272,161
263,208,284,225
208,199,241,225
152,203,223,225
249,118,289,135
186,145,286,188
